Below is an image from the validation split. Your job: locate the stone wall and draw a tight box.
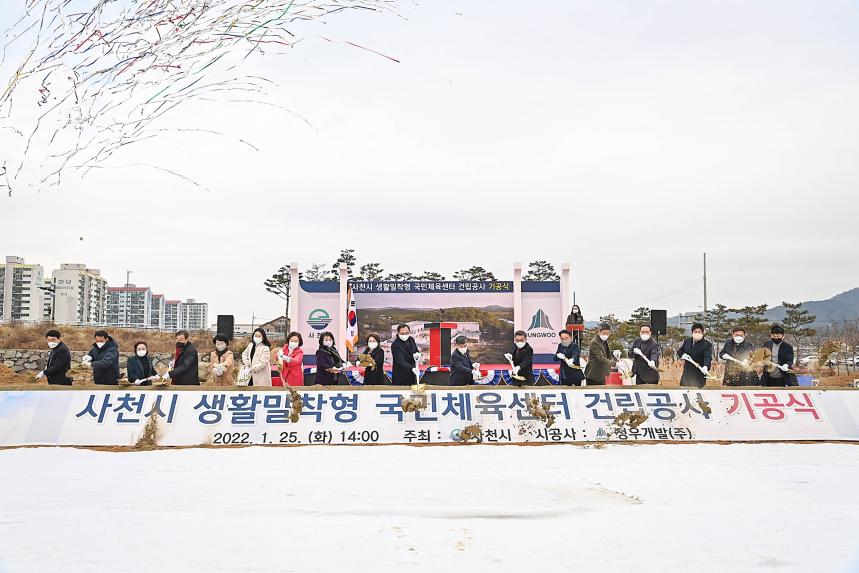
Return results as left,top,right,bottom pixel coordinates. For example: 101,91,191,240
1,349,218,375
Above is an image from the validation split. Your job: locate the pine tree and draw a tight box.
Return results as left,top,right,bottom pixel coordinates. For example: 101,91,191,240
523,261,559,281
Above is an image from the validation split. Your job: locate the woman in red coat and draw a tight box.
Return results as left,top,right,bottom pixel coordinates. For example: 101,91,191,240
279,331,305,387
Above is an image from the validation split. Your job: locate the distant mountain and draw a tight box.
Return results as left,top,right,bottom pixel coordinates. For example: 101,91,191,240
766,288,859,326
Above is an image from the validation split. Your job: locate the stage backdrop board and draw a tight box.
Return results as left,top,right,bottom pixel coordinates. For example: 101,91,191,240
1,389,857,447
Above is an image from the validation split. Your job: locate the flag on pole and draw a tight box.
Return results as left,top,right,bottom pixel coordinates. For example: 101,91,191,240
345,286,359,352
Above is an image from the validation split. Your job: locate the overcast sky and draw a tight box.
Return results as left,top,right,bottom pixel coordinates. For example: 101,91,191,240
1,0,858,324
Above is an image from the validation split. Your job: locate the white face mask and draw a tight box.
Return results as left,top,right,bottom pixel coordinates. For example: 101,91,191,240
215,342,227,351
136,349,147,357
253,336,263,344
733,336,745,344
47,341,59,349
288,341,299,350
368,341,379,350
515,341,526,349
692,332,704,341
398,333,409,341
96,341,105,348
640,334,651,342
323,340,333,348
599,334,609,342
458,346,468,354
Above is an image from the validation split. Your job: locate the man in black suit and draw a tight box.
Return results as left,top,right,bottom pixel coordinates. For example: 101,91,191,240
449,335,476,386
391,323,420,386
37,329,72,386
762,324,798,387
164,330,200,385
505,330,534,386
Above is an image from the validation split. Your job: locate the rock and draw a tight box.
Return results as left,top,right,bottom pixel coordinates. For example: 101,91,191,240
11,365,24,373
3,360,13,368
3,350,15,359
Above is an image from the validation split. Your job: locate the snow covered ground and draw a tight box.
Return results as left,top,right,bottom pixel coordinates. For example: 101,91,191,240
1,444,858,572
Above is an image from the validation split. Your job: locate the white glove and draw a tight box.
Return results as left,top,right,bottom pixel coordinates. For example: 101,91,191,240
633,348,644,356
565,358,574,367
681,353,692,361
169,360,175,368
81,355,92,364
556,352,565,359
148,375,160,382
343,361,352,368
778,363,790,372
612,350,622,359
284,356,292,363
472,362,480,369
720,354,728,360
35,370,45,380
413,352,421,361
504,353,513,361
647,360,656,368
472,370,480,379
162,372,170,380
701,366,709,374
133,379,144,385
741,359,750,367
512,366,520,375
214,366,224,376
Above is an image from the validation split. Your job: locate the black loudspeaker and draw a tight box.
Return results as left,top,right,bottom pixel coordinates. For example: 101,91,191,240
217,315,235,340
651,310,667,336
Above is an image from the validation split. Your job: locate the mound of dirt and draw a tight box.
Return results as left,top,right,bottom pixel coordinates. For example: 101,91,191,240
526,397,556,428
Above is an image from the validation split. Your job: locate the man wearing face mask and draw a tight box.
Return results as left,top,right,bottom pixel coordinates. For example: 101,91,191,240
762,325,798,387
720,327,756,386
630,324,661,385
584,323,616,386
553,329,584,386
163,330,200,385
82,330,120,385
678,323,713,388
505,330,535,387
449,336,478,386
38,329,72,385
391,323,421,386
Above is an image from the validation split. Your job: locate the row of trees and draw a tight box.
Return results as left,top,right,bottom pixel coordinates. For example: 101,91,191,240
694,302,817,350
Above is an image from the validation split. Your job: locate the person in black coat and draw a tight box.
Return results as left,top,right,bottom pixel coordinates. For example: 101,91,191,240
165,330,199,385
127,341,159,386
761,325,798,387
37,329,72,385
677,323,714,388
314,331,345,386
565,305,585,345
83,330,120,385
720,327,756,386
449,336,476,386
391,323,420,386
553,329,585,386
361,334,387,385
630,324,661,385
506,330,534,386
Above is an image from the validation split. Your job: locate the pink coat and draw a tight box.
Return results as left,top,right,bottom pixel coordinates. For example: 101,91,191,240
279,345,304,386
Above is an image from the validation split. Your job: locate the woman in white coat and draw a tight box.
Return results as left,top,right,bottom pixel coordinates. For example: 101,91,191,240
241,328,272,387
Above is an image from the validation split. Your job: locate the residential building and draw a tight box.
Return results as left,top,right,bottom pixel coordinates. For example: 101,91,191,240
51,264,107,324
0,256,45,322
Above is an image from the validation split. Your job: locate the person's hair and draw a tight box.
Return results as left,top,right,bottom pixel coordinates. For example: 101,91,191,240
559,329,571,337
134,341,148,353
514,330,527,338
286,331,303,347
213,333,229,344
366,333,380,345
396,323,410,333
571,305,581,313
598,323,611,332
94,329,109,339
319,331,335,347
691,323,705,333
770,324,785,335
252,328,270,347
731,327,746,335
175,330,190,339
45,329,61,339
640,324,652,332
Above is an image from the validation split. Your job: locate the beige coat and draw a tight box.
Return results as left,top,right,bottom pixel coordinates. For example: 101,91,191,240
210,350,235,386
242,343,272,386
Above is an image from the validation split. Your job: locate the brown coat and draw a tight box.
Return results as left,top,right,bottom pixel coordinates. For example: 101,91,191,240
210,350,235,386
584,335,614,383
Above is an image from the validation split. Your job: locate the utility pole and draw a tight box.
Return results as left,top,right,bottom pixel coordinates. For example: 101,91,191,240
703,253,708,314
124,270,132,327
